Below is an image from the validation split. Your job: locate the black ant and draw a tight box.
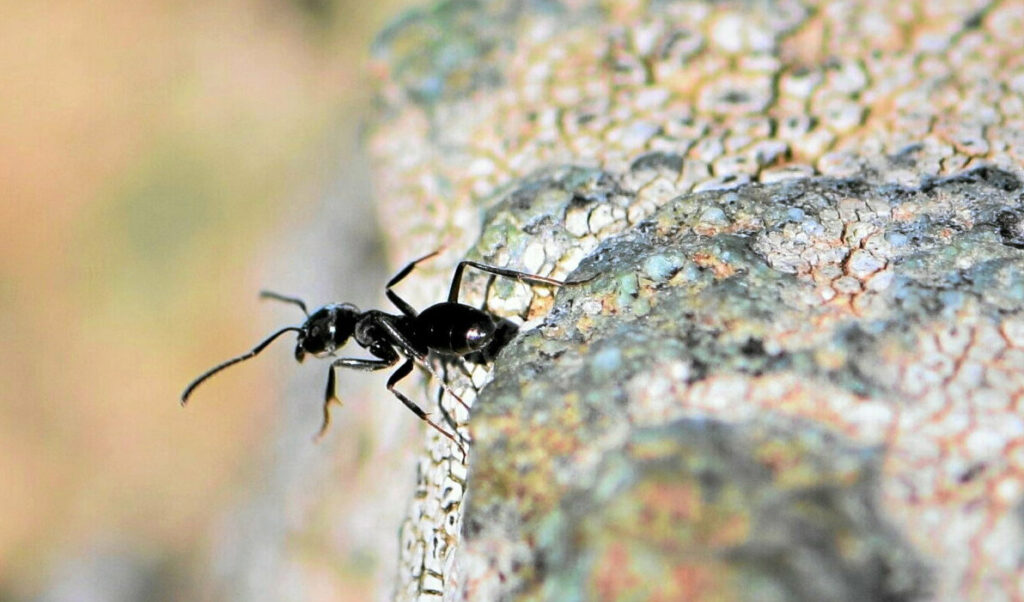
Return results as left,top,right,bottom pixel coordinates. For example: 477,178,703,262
181,250,577,458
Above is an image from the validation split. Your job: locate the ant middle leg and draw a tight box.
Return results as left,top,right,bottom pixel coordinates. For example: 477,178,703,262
373,314,470,412
385,249,443,317
388,359,467,459
318,357,395,439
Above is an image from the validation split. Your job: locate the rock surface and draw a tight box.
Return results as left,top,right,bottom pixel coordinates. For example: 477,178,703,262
368,1,1024,600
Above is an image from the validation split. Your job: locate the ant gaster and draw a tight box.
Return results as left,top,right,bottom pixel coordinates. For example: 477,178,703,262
181,250,578,457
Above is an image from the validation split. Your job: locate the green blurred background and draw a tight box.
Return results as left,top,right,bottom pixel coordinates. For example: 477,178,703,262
0,0,418,599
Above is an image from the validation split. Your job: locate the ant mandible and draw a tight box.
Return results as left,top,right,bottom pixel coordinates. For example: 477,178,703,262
181,250,575,458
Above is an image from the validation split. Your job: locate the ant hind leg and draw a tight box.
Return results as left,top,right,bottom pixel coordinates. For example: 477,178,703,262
447,260,570,304
436,361,472,435
388,359,467,460
437,378,459,435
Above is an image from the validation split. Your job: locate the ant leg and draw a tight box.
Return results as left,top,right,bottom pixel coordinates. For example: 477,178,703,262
437,364,460,434
317,357,394,439
388,359,467,459
385,249,443,317
447,261,573,303
319,367,339,439
259,291,309,316
372,315,471,412
435,361,473,435
480,274,497,310
387,249,444,288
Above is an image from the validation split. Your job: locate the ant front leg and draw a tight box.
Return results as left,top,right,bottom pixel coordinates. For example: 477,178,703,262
388,359,467,460
318,357,395,439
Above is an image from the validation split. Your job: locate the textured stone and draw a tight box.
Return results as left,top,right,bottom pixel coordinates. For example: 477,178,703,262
368,0,1024,600
460,171,1023,601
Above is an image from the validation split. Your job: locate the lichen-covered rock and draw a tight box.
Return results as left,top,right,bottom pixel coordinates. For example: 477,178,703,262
368,0,1024,600
461,168,1024,601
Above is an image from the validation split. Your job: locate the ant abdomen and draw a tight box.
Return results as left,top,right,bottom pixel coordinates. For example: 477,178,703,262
416,303,496,355
465,318,519,365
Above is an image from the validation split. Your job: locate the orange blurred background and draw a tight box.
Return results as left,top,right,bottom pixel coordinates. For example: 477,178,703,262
0,0,416,599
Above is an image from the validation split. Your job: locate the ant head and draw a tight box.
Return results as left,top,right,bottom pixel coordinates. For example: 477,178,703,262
295,303,360,362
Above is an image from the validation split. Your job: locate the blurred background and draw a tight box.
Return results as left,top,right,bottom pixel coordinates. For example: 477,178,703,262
0,0,423,600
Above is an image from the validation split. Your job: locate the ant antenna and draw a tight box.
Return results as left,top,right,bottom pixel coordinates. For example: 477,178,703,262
181,326,304,405
260,291,309,316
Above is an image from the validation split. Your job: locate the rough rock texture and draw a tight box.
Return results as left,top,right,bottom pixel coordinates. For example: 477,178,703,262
368,0,1024,600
